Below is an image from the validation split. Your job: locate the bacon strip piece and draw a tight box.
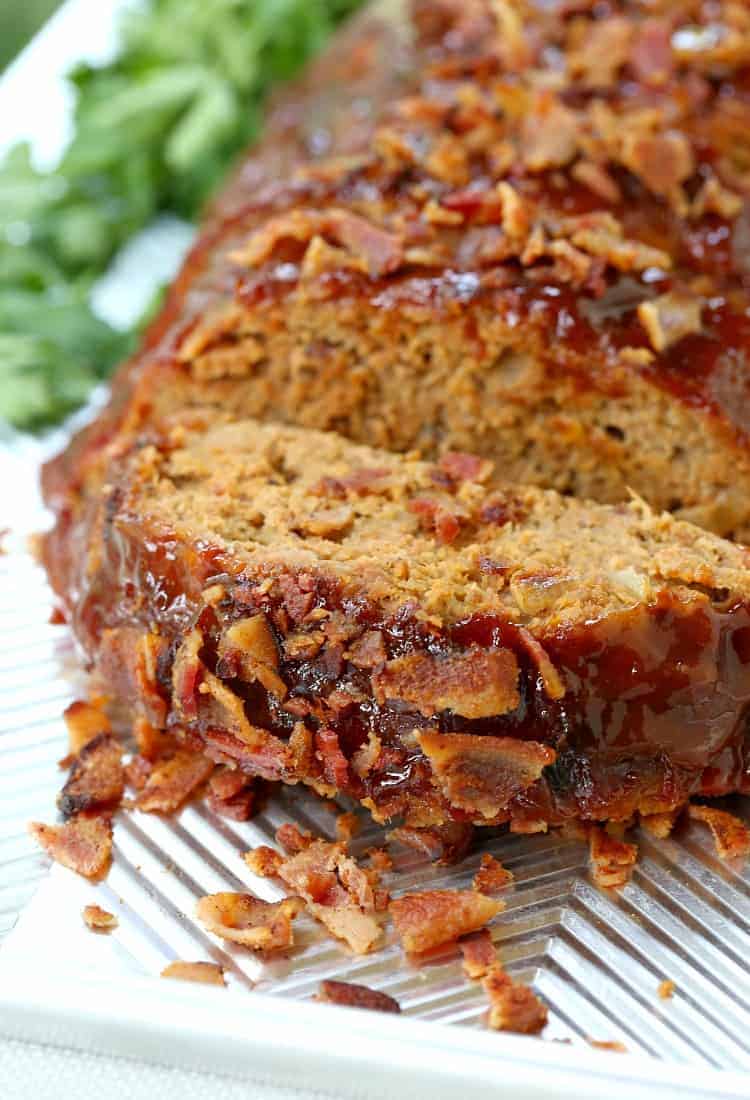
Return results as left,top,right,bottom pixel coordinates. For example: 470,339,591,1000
161,961,226,986
196,892,303,951
688,804,750,860
58,733,124,818
589,826,638,888
483,966,548,1035
472,853,513,894
136,749,214,813
315,979,400,1013
460,929,498,979
390,889,503,955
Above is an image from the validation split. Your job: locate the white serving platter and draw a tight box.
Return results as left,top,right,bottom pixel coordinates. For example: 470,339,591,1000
2,4,750,1097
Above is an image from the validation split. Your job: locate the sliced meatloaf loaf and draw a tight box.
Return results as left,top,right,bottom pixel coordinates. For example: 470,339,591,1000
57,415,750,829
43,0,750,556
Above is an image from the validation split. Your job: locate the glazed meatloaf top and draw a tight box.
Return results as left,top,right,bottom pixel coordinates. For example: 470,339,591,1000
66,415,750,828
43,0,750,551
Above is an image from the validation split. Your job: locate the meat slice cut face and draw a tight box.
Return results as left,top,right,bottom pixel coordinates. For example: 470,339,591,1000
52,415,750,831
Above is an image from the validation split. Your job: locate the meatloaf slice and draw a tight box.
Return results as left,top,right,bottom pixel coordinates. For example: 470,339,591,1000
43,0,750,548
59,416,750,829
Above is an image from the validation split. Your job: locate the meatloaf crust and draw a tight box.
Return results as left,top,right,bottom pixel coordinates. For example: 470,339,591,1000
43,0,750,554
59,415,750,829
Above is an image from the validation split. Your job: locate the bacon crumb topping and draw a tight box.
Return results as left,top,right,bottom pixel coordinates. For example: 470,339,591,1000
388,822,474,865
483,966,548,1035
82,904,118,932
390,889,503,955
374,648,520,720
244,845,284,878
196,891,303,951
136,749,214,813
315,979,400,1014
63,700,111,756
58,733,124,818
658,979,675,1000
640,809,681,839
161,961,226,986
276,822,316,854
687,805,750,860
588,825,638,888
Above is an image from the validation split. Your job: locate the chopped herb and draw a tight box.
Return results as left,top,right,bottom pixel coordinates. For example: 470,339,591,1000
0,0,362,430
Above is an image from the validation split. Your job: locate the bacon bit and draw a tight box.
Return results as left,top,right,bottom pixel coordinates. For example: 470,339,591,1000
619,346,655,367
133,717,175,763
276,823,316,854
423,199,464,226
588,1039,627,1053
277,839,382,954
630,18,673,86
571,161,621,205
460,928,498,979
196,892,302,951
218,614,286,700
315,980,401,1014
522,96,578,172
620,131,694,206
244,845,283,877
408,495,465,545
496,182,530,242
517,629,566,701
425,134,470,187
367,847,393,873
390,889,503,955
509,817,548,835
658,979,675,1000
479,494,526,528
312,468,391,500
567,220,671,273
30,814,112,880
388,822,474,865
63,700,111,756
206,768,256,821
438,451,493,483
374,648,520,721
347,630,387,670
277,573,317,624
690,176,743,221
640,808,681,839
568,17,632,87
82,904,118,932
637,291,703,353
493,0,531,70
688,804,750,860
483,966,548,1035
161,961,226,986
315,727,350,789
58,734,124,818
417,731,554,819
473,853,513,894
136,749,214,813
336,812,361,843
589,825,638,888
125,754,152,791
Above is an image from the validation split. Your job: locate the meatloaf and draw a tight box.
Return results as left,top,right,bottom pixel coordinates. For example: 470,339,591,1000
43,0,750,552
61,414,750,829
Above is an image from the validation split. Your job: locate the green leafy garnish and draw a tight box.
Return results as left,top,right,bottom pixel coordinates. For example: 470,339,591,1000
0,0,362,430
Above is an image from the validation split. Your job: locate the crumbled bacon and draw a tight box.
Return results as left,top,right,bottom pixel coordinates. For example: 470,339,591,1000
438,451,492,483
388,822,474,865
82,904,118,931
244,845,284,877
588,825,638,888
196,891,303,951
347,630,387,670
63,700,111,756
136,749,214,813
640,808,681,839
374,648,520,721
472,853,513,894
417,731,554,818
620,131,694,206
277,573,317,624
218,614,286,699
367,847,393,873
637,291,703,353
483,966,548,1035
315,980,400,1014
125,754,152,791
588,1038,627,1053
133,717,175,763
688,804,750,860
206,768,257,821
658,979,675,1000
312,468,391,500
690,176,743,221
568,16,632,87
336,812,360,843
408,495,465,545
315,726,350,789
277,839,382,954
58,733,124,818
276,822,316,854
30,814,112,880
161,961,226,986
521,96,578,172
389,889,503,955
630,18,673,87
460,928,498,979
